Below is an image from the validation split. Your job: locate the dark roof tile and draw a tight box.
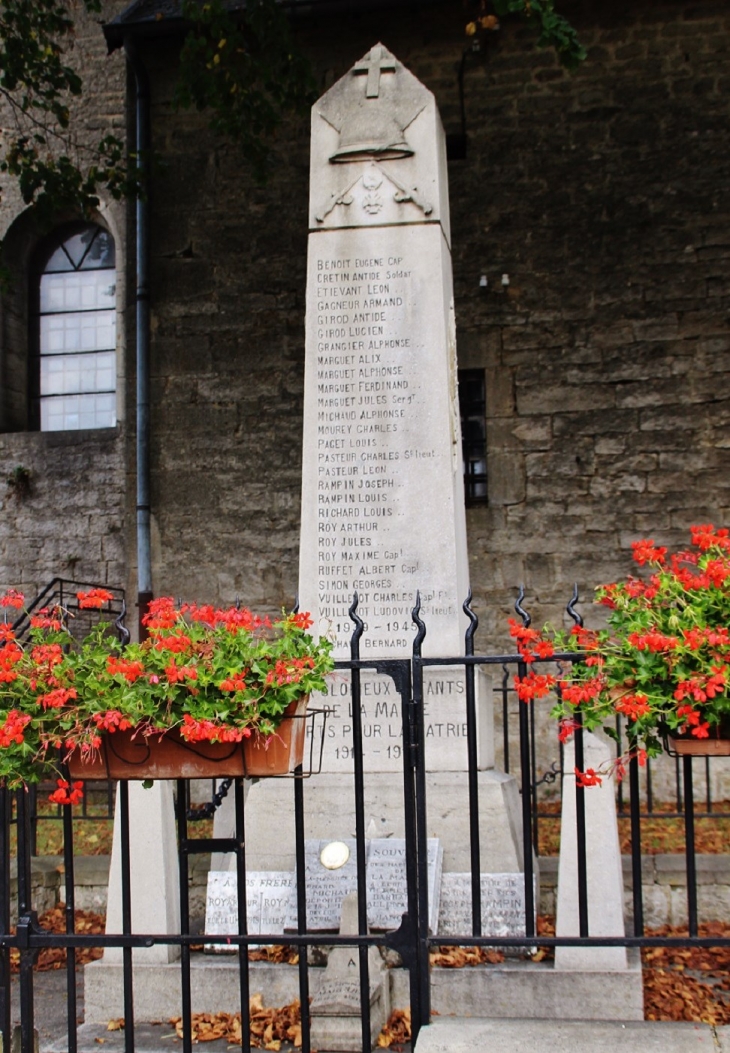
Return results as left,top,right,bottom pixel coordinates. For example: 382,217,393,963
103,0,246,50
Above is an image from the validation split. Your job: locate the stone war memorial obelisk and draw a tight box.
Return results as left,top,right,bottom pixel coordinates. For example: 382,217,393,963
302,43,466,664
245,44,524,907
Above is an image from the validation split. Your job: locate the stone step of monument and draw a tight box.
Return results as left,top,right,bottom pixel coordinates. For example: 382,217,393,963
413,1017,722,1053
40,1016,726,1053
40,1004,723,1053
83,953,644,1026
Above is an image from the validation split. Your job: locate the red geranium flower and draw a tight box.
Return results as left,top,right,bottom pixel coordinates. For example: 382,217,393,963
48,779,84,806
575,767,602,788
77,588,114,609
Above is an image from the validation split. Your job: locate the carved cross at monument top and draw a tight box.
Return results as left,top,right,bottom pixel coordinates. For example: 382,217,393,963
353,43,396,98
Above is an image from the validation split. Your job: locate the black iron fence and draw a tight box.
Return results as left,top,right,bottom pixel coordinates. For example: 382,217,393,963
1,591,729,1053
17,580,729,855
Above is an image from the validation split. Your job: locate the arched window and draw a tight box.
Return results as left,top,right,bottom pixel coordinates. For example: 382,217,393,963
32,223,117,431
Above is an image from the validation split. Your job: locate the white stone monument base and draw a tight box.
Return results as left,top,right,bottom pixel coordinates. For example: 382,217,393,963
310,1014,382,1053
408,951,644,1020
555,733,628,972
83,958,303,1024
243,769,525,874
104,781,181,965
83,953,643,1025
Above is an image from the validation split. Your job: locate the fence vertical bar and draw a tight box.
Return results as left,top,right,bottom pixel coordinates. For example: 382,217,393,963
0,787,11,1052
62,783,78,1053
683,756,698,938
395,660,415,924
628,744,644,936
511,657,535,939
514,589,536,939
675,755,683,814
234,777,251,1053
15,791,38,1053
16,787,31,919
516,660,535,940
646,756,654,814
462,594,482,937
119,781,135,1053
16,788,36,1053
28,784,37,858
616,716,625,814
564,582,588,935
294,762,310,1053
529,696,539,855
395,652,421,1036
291,589,308,1053
176,780,193,1053
501,668,510,774
411,595,431,1042
573,715,589,938
347,596,371,1053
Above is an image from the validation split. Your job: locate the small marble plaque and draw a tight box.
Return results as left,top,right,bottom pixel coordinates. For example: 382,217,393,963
366,838,442,933
205,870,295,953
438,872,529,939
285,839,359,931
283,837,442,932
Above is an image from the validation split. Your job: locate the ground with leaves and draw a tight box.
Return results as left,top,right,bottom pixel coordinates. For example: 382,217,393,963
170,993,303,1049
642,922,730,1024
537,801,730,857
432,917,730,1026
8,904,104,973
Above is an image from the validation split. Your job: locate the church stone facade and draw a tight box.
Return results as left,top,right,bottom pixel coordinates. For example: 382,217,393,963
0,0,728,645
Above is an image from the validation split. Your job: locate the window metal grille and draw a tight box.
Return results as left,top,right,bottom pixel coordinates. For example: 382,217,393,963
458,368,487,504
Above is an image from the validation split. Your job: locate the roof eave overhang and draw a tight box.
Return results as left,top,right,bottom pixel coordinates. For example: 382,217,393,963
103,0,443,53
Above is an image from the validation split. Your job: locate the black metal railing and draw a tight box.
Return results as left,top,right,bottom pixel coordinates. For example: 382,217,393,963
9,578,125,644
4,581,125,854
17,578,728,857
1,588,729,1053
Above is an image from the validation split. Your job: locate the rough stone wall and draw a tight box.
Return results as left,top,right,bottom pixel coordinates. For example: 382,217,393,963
0,431,127,595
0,0,728,647
142,34,311,609
445,0,730,642
0,0,129,600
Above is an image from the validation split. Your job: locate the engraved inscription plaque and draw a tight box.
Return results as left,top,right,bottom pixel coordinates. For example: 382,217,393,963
285,839,359,931
204,870,295,953
438,872,534,943
366,837,442,932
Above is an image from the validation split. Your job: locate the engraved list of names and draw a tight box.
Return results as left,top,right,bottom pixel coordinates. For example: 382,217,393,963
300,223,468,660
